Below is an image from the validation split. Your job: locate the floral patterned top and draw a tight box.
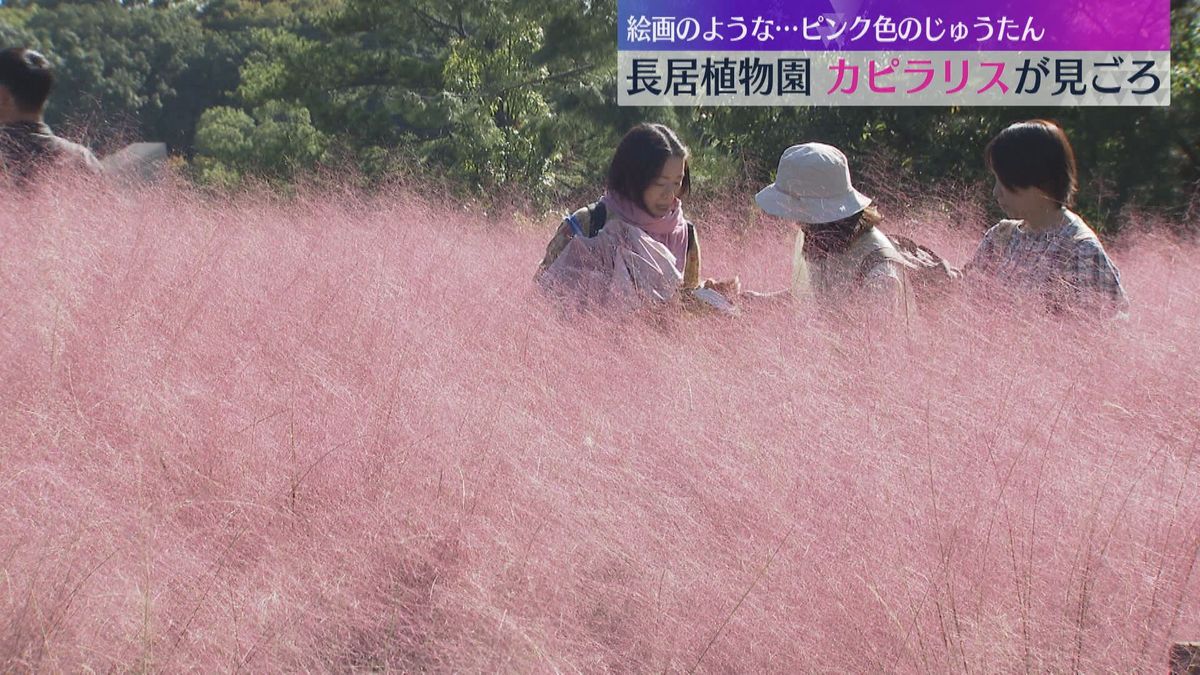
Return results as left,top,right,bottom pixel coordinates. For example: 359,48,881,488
966,210,1128,316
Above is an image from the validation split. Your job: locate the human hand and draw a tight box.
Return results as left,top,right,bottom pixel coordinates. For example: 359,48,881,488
703,276,742,297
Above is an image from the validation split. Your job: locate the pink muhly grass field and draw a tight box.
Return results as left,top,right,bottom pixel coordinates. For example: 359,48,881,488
1,179,1198,672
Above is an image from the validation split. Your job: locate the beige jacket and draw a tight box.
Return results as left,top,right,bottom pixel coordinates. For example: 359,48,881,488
791,226,915,320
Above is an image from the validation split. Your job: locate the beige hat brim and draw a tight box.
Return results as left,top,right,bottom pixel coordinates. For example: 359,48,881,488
755,183,873,224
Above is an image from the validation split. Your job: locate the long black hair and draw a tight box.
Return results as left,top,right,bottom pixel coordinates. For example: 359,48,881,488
606,123,691,212
803,205,883,260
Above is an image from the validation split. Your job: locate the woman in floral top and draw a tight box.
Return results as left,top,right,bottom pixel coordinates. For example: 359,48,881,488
966,119,1128,317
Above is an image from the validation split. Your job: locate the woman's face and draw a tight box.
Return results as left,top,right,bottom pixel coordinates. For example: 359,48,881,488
992,175,1050,220
642,156,685,217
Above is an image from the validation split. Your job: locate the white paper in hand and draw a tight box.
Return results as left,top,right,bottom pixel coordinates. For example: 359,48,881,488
101,143,167,183
690,287,739,315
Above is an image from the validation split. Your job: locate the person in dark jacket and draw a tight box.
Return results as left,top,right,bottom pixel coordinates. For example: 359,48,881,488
0,47,101,188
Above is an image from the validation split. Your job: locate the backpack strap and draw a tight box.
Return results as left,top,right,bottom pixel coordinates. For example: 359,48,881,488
564,212,586,237
888,234,941,264
564,200,608,238
858,244,908,281
586,201,607,237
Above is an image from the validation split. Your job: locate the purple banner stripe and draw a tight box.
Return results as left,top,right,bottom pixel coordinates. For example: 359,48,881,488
618,0,1171,52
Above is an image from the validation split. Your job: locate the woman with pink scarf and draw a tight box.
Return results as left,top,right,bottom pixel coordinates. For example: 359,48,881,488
538,124,734,312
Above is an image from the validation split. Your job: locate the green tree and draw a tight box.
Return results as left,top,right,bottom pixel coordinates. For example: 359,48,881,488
193,100,329,186
228,0,619,194
16,3,206,148
0,0,338,155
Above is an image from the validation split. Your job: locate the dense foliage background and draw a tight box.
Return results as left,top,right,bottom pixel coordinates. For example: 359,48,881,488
0,0,1197,228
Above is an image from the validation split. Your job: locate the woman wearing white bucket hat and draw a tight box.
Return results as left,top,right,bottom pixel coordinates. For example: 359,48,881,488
755,142,913,316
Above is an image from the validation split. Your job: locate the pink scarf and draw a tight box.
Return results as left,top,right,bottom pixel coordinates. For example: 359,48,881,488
601,191,690,272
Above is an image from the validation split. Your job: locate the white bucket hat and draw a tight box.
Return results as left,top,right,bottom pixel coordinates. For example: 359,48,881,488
755,143,873,224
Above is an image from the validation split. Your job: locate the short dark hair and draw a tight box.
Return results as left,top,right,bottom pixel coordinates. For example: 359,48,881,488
985,119,1078,207
606,123,691,211
0,48,54,113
